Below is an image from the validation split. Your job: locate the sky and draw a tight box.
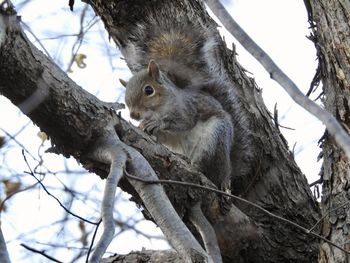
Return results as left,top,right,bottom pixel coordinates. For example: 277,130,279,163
0,0,323,262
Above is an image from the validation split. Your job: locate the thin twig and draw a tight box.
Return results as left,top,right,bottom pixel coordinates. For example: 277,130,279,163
20,243,63,263
309,178,322,187
205,0,350,159
114,218,166,240
0,127,42,164
86,219,102,263
309,201,350,233
65,4,99,72
22,149,99,225
125,173,350,255
20,21,53,61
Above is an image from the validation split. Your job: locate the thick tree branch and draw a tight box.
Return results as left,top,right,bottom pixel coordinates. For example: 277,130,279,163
205,0,350,159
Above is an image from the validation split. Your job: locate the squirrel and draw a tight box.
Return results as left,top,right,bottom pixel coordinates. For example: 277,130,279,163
119,18,253,194
119,19,253,263
120,60,233,192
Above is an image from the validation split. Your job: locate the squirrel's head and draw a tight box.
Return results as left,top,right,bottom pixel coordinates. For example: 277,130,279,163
120,60,175,121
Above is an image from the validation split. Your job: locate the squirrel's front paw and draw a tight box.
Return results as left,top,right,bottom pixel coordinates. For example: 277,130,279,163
140,117,163,135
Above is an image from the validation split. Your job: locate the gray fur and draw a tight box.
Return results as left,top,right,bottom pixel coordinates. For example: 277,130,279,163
124,62,233,191
121,15,219,88
121,9,254,191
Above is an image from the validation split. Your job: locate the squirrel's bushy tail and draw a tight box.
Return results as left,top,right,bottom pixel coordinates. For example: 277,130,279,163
122,16,220,88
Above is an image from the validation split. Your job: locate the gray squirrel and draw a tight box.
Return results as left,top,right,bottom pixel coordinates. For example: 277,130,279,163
120,59,232,263
118,16,256,194
120,60,233,192
119,19,253,193
119,18,254,263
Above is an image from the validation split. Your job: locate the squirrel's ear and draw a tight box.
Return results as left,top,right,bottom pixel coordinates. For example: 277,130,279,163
119,79,128,88
148,60,160,79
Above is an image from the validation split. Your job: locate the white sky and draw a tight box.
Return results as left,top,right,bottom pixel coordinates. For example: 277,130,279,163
0,0,323,262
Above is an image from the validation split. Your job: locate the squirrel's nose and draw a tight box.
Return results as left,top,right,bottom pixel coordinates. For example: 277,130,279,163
130,111,141,121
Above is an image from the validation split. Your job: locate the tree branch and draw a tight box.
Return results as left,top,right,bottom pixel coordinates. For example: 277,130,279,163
205,0,350,159
20,243,63,263
124,148,210,263
88,130,127,263
188,202,222,263
88,128,211,262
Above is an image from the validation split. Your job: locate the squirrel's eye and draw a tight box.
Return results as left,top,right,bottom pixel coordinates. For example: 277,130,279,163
143,85,154,96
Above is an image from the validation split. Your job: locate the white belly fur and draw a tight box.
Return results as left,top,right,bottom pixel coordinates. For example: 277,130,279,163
157,118,219,162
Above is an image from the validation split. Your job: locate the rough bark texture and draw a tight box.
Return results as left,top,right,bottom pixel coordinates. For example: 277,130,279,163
304,0,350,262
0,1,322,262
101,250,186,263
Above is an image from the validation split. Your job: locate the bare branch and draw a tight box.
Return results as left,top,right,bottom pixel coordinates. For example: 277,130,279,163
88,133,127,263
205,0,350,159
65,4,99,72
188,202,222,263
86,219,102,262
20,243,63,263
124,151,210,263
308,201,350,233
20,21,53,61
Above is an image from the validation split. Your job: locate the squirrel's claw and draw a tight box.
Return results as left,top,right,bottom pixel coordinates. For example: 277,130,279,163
141,118,162,135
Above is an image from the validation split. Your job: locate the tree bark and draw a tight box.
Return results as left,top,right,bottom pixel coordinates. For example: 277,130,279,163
304,0,350,262
0,1,321,262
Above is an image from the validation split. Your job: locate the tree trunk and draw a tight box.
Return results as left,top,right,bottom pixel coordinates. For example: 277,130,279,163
0,1,321,262
304,0,350,262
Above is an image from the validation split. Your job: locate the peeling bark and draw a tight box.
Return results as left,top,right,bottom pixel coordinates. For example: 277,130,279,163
304,0,350,262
